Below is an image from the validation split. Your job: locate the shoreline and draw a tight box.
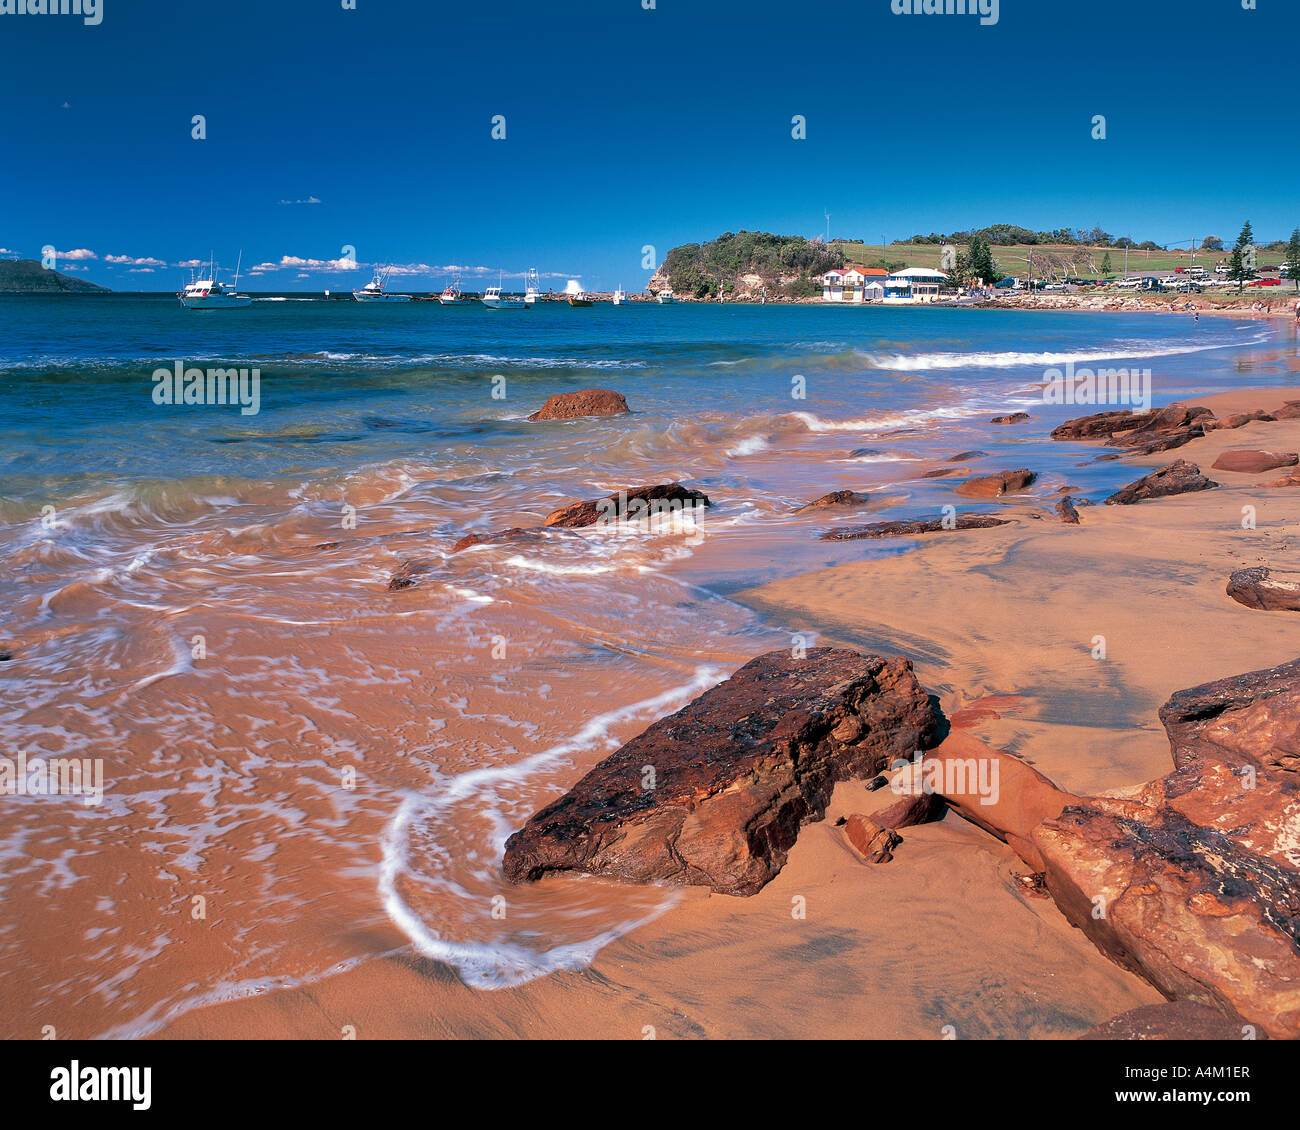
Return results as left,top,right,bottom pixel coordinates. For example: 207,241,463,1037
149,362,1300,1038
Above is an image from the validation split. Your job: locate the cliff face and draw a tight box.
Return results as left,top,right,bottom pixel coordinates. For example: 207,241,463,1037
0,259,110,294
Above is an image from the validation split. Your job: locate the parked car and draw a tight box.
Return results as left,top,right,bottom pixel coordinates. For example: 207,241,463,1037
1249,277,1282,287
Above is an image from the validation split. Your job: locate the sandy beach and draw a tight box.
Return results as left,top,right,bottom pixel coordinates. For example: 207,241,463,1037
143,377,1300,1041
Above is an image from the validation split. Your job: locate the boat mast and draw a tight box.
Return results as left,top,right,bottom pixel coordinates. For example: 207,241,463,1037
233,250,242,291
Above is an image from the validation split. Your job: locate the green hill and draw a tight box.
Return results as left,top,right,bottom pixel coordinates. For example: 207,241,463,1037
651,232,844,300
0,258,110,295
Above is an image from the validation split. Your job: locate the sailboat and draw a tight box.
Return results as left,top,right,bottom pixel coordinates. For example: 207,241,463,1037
353,266,412,302
524,268,543,305
178,252,252,309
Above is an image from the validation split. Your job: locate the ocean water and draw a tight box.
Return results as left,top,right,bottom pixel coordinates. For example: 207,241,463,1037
0,295,1293,1037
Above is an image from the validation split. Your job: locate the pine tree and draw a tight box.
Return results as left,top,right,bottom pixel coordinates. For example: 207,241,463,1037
1229,220,1256,292
1101,252,1113,278
1286,228,1300,292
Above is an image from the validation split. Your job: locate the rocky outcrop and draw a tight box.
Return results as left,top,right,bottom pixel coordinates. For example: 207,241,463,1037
820,514,1011,541
1056,496,1081,525
543,483,711,528
1157,656,1300,775
502,649,940,896
1211,449,1299,474
955,468,1037,498
1274,402,1300,420
794,490,873,513
1261,471,1300,487
990,412,1030,425
1226,566,1300,612
526,388,630,422
1053,402,1214,459
950,450,988,461
1104,460,1217,505
1032,759,1300,1040
449,526,578,554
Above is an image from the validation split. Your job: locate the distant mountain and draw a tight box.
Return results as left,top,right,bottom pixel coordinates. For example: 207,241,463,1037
0,259,110,295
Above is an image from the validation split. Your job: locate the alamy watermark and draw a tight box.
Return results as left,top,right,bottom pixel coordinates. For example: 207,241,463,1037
890,751,999,805
891,0,998,27
0,0,102,25
152,361,261,416
1,753,104,807
1042,361,1151,412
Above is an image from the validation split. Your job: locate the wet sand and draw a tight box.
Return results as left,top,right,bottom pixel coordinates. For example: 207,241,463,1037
153,388,1300,1040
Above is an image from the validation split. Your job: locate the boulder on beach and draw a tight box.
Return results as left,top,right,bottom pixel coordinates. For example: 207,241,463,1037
1056,496,1081,525
526,388,630,422
1274,402,1300,420
820,514,1011,541
955,468,1037,498
543,482,711,529
1104,460,1217,505
1261,470,1300,487
1157,654,1300,775
1208,410,1276,431
794,490,874,513
502,649,940,896
990,412,1030,425
1054,402,1214,459
1211,449,1299,474
1226,566,1300,613
843,814,901,863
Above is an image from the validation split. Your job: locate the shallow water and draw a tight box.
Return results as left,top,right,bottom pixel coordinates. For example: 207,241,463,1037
0,296,1294,1036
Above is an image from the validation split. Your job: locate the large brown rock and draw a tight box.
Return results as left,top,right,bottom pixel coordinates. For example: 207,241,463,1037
1056,496,1081,525
1032,760,1300,1040
1104,460,1217,505
1157,656,1300,775
526,388,629,421
955,468,1037,498
1226,566,1300,612
820,514,1011,541
1051,409,1143,440
1211,449,1299,474
502,649,940,896
543,483,711,528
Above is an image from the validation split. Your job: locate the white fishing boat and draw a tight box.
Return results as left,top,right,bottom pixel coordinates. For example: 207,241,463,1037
656,288,678,304
178,253,251,309
524,268,543,305
438,277,464,305
612,286,627,305
481,281,528,310
353,266,412,302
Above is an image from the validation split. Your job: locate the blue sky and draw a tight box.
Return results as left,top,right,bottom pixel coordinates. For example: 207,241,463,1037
0,0,1294,291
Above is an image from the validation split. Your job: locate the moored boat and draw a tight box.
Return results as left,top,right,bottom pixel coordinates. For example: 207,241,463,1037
353,266,412,302
178,253,251,309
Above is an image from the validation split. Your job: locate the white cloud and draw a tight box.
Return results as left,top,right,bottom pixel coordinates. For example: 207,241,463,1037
128,268,156,273
54,248,96,261
175,259,203,269
277,254,359,272
105,254,166,267
279,196,322,205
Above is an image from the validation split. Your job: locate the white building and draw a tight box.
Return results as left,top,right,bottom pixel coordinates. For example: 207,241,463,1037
822,266,889,303
884,267,948,304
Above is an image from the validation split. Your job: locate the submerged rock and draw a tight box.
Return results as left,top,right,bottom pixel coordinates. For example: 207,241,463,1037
820,514,1011,541
502,649,940,896
1157,655,1300,775
543,482,711,529
794,490,874,513
990,412,1030,425
1104,460,1217,505
526,388,630,421
955,468,1037,498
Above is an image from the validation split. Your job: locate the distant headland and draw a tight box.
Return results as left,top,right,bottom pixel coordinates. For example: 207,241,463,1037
0,259,111,295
